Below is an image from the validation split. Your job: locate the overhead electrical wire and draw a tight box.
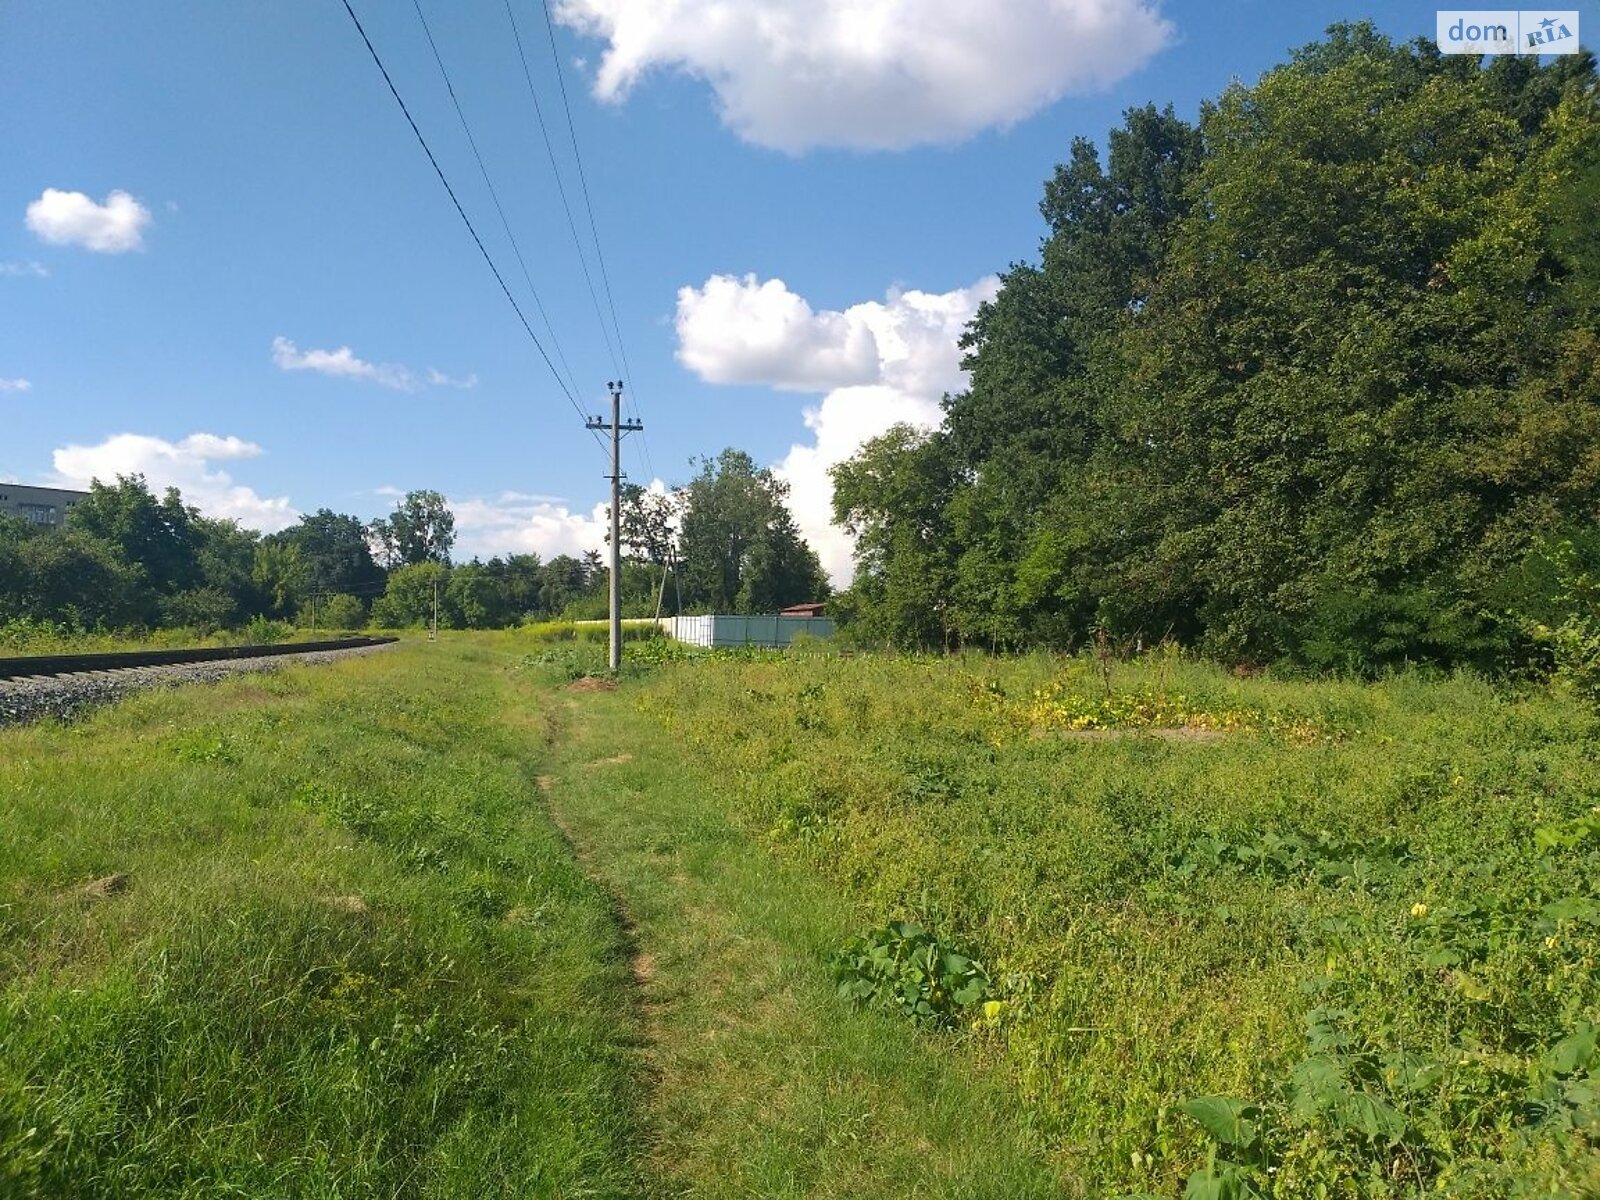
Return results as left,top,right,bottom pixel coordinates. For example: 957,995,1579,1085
337,0,604,450
533,0,658,485
410,0,587,410
502,0,623,379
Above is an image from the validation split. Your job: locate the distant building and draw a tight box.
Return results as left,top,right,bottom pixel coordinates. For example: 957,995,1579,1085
779,602,827,617
0,483,88,529
666,612,834,648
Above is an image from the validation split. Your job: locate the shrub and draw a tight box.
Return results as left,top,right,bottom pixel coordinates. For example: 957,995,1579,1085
317,594,366,631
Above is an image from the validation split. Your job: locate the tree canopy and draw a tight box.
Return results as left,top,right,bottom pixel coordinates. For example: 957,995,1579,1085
676,449,829,614
833,27,1600,670
2,446,832,636
370,490,456,568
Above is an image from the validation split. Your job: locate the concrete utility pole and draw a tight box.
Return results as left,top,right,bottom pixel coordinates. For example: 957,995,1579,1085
587,381,643,673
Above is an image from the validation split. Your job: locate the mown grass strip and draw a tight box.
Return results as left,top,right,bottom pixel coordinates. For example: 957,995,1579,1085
0,640,641,1199
527,669,1066,1200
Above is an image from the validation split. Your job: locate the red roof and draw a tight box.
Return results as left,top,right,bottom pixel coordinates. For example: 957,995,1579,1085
779,602,827,617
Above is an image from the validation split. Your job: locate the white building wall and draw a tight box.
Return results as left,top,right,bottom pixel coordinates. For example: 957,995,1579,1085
663,614,835,648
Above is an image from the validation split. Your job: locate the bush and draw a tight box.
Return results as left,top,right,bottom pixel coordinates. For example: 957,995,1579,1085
317,594,366,631
244,615,294,645
1532,540,1600,711
160,587,237,635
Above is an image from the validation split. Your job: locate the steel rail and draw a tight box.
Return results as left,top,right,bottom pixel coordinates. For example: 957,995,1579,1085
0,637,400,682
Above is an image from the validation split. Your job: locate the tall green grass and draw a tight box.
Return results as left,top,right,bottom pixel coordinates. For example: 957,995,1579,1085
518,618,664,645
633,650,1600,1196
525,657,1068,1199
0,641,640,1198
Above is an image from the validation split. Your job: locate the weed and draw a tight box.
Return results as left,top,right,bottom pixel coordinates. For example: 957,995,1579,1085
830,920,991,1027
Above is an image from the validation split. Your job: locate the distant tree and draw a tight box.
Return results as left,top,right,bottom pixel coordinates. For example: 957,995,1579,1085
677,449,828,613
537,555,587,615
735,507,828,614
277,509,385,600
15,530,145,627
161,586,237,634
831,424,958,647
319,593,366,631
446,561,508,629
370,561,449,627
251,540,304,619
618,484,677,563
0,517,29,619
67,475,203,598
194,518,262,619
619,484,682,615
370,490,455,568
496,553,544,618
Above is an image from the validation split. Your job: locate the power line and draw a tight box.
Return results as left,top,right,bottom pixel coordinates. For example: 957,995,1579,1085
337,0,602,447
410,0,587,409
502,0,622,378
536,0,658,484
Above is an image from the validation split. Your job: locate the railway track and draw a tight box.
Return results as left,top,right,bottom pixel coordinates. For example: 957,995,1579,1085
0,636,398,681
0,636,399,725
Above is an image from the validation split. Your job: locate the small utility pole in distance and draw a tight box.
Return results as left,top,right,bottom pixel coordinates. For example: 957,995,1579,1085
587,381,643,673
430,578,439,643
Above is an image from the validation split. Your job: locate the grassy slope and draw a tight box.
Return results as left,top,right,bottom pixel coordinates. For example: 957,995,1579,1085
8,634,1594,1197
534,676,1065,1199
0,640,640,1198
621,648,1600,1197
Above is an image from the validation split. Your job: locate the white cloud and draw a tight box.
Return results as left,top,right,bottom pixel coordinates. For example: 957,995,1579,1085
25,188,152,253
272,336,416,391
50,432,298,532
0,378,32,393
426,368,479,389
451,493,606,562
0,260,47,277
676,275,880,391
677,272,998,585
449,480,669,562
554,0,1173,151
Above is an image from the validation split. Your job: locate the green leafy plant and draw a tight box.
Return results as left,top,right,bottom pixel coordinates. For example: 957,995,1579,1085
1531,540,1600,710
1525,1020,1600,1133
1179,1096,1269,1199
829,920,990,1027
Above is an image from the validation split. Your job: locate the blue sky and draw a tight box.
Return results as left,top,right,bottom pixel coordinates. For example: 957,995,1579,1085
1,0,1481,578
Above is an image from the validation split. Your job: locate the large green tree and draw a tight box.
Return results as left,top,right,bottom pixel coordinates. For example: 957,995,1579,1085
835,26,1600,670
830,424,958,647
677,449,828,614
67,475,203,602
370,490,455,568
276,509,386,600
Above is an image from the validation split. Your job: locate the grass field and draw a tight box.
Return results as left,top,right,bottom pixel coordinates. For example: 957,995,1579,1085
2,636,1596,1197
623,647,1600,1197
0,640,641,1198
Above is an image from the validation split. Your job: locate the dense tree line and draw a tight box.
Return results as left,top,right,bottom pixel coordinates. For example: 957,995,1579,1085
0,477,405,632
833,26,1600,671
1,446,827,635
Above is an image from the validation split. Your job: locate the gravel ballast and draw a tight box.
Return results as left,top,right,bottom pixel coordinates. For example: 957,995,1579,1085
0,642,395,727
